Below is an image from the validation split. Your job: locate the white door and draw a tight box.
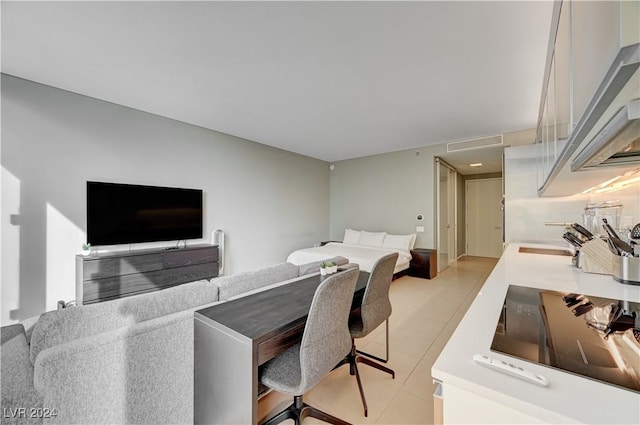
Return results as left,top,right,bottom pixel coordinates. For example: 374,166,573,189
437,161,457,272
466,178,503,258
447,168,456,261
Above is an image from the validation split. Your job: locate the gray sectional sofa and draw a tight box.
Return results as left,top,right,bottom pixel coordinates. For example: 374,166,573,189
0,256,349,425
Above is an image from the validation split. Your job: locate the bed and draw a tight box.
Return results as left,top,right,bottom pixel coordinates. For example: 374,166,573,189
287,229,416,274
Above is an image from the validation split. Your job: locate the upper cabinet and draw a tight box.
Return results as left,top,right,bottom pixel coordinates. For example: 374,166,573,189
554,2,571,142
536,0,640,196
571,1,620,125
536,1,571,190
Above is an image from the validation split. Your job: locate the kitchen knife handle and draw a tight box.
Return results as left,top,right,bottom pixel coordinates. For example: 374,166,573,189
571,223,594,240
602,218,620,240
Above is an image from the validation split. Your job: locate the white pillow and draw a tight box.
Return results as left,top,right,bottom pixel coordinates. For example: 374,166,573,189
343,228,361,245
409,233,417,249
383,233,414,251
358,231,386,247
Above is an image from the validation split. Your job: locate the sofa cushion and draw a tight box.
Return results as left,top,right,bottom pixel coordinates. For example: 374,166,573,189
32,308,200,424
22,315,41,344
1,324,42,424
297,256,349,276
217,263,300,301
30,279,218,364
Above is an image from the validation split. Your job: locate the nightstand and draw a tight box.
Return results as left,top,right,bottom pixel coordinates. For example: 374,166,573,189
409,248,437,279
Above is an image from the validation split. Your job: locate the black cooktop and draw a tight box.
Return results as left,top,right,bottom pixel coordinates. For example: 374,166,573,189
491,285,640,393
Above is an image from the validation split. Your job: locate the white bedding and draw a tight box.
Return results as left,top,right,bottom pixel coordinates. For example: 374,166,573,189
286,242,411,274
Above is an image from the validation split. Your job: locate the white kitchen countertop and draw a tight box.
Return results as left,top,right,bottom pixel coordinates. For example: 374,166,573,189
432,242,640,424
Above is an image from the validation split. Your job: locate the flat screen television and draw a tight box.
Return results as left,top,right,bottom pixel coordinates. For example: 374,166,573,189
87,181,203,246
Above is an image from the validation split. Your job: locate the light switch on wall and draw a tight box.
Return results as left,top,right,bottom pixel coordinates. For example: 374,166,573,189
416,226,425,232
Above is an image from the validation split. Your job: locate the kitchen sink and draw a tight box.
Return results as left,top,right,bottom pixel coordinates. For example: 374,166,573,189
518,247,572,256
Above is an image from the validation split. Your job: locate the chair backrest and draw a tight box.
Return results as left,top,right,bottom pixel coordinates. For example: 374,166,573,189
298,267,359,393
359,253,398,335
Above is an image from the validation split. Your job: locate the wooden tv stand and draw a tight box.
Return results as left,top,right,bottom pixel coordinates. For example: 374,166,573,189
76,244,219,305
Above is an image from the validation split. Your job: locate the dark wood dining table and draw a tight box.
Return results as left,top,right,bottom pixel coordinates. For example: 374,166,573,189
194,269,369,424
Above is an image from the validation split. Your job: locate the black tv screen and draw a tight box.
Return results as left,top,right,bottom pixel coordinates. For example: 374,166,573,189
87,181,203,246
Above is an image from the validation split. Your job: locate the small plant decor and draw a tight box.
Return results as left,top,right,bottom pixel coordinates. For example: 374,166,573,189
321,260,338,275
81,243,92,256
329,261,338,274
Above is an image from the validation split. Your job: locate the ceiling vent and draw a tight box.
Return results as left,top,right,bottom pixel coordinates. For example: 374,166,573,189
447,135,504,152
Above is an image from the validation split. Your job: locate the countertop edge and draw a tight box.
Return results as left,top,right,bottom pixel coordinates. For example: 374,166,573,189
432,242,640,424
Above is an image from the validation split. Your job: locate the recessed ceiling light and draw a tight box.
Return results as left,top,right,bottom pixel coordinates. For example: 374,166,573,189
470,163,483,167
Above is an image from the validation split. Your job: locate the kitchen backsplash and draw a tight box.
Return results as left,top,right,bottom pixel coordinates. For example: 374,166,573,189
505,144,640,244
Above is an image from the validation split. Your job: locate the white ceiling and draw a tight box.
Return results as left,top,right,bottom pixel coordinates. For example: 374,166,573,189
1,1,553,165
441,146,506,175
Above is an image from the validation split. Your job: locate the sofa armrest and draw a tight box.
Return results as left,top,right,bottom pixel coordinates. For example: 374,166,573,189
1,323,25,343
1,324,42,419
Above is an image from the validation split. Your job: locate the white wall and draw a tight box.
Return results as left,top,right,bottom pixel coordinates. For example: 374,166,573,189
329,144,448,249
328,130,532,250
505,144,640,245
1,75,330,324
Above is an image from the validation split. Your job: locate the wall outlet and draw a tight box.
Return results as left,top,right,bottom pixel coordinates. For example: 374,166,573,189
416,226,425,232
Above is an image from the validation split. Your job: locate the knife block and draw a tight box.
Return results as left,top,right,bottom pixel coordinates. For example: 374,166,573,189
613,256,640,285
579,238,615,275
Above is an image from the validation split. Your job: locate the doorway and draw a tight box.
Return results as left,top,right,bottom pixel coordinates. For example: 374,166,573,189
436,159,457,272
466,178,503,258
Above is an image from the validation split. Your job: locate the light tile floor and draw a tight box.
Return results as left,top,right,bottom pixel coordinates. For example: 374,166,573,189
258,256,498,425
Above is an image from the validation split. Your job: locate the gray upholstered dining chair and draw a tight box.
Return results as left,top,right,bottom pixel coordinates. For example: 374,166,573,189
259,267,359,425
335,252,397,417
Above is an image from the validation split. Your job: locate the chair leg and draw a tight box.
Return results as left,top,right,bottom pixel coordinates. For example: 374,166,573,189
352,329,395,417
261,395,352,425
356,355,395,379
351,356,368,417
335,337,395,418
261,403,296,425
332,355,351,373
356,319,390,363
303,403,352,425
334,343,369,417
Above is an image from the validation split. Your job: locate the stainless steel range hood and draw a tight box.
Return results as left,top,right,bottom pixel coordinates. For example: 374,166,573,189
572,99,640,170
538,42,640,195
